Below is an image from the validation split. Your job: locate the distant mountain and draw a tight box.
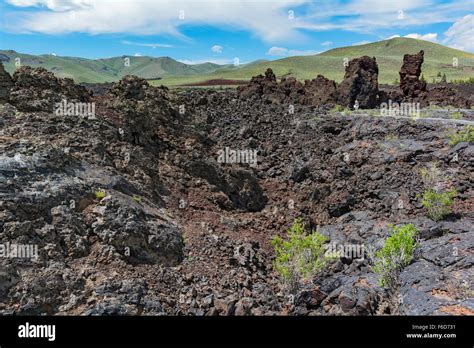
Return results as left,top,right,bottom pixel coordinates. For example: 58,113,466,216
1,38,474,85
0,50,228,83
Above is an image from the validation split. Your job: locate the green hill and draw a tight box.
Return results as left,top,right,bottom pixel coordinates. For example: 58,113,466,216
1,38,473,85
153,37,474,86
0,50,226,83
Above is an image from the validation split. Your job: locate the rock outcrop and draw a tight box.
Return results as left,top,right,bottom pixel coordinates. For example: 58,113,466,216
238,57,382,109
104,75,175,147
0,63,13,103
238,69,333,107
238,52,470,109
397,50,469,107
237,68,277,100
9,66,90,112
301,75,338,106
399,50,427,97
337,56,380,109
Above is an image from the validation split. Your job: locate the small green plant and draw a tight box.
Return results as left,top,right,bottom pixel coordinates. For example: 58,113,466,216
132,195,142,203
448,126,474,146
95,190,106,200
271,218,332,294
419,162,444,188
373,224,419,289
421,189,457,221
418,162,456,221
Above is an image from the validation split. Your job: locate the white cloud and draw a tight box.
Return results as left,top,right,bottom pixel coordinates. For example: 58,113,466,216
5,0,309,42
7,0,92,11
404,32,438,41
298,0,472,34
266,46,289,56
443,14,474,52
134,52,142,56
266,46,319,56
4,0,472,47
321,41,333,46
211,45,223,53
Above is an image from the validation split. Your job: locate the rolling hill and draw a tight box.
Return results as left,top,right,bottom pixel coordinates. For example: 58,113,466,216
0,50,228,83
1,37,474,85
152,38,474,86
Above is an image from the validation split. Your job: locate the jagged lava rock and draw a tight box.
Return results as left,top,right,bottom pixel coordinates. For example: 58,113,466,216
399,50,427,98
105,75,177,146
9,66,90,112
337,56,380,109
237,68,278,101
0,63,13,103
301,74,338,106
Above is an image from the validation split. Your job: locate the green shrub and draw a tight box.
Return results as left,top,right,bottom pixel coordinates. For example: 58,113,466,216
448,126,474,146
95,190,106,200
373,224,419,289
271,218,332,294
421,189,456,221
132,195,142,203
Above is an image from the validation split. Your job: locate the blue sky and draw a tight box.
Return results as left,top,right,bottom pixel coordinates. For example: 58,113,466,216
0,0,472,64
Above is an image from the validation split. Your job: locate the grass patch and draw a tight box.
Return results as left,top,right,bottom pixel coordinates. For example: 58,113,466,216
373,224,419,289
420,189,457,221
418,162,457,221
448,125,474,146
271,218,333,294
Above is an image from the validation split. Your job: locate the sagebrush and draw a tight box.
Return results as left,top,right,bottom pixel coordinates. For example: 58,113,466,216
271,219,332,294
373,224,419,289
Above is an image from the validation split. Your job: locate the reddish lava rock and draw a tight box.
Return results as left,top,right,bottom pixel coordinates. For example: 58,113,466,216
0,62,13,103
337,56,380,109
399,50,427,98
